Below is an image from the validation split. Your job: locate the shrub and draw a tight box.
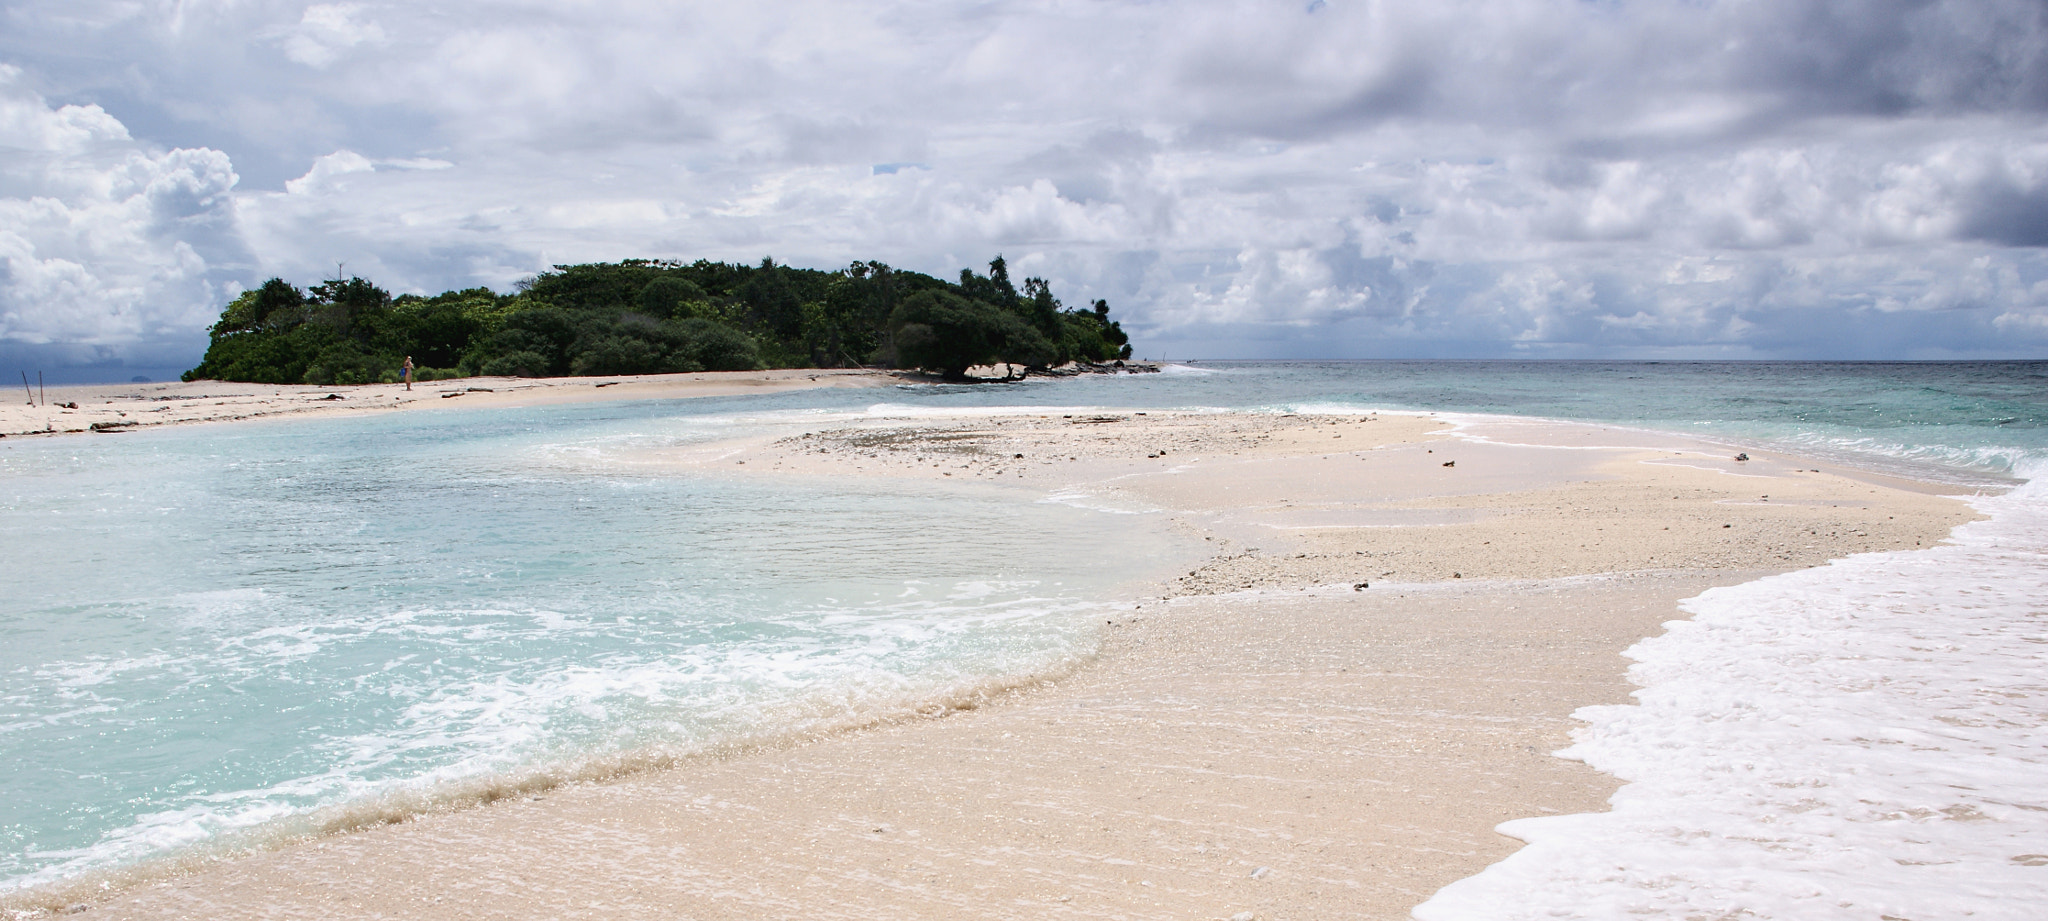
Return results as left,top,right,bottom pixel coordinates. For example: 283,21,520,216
674,318,761,371
480,350,552,377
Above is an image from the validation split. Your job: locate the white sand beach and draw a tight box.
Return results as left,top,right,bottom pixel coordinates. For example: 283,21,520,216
10,391,1979,920
0,369,899,439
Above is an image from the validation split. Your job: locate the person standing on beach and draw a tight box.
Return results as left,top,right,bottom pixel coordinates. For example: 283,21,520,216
402,356,414,391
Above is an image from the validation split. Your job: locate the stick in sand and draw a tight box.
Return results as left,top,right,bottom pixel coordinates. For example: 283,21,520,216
39,371,45,407
19,371,31,405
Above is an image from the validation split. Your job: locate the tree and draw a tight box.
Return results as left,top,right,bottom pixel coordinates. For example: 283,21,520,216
468,308,580,376
636,276,707,319
986,254,1019,308
1022,276,1061,337
886,290,1057,380
209,278,307,337
740,257,805,342
521,262,661,312
392,288,501,369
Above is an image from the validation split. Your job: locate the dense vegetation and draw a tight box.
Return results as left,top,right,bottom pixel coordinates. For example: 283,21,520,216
184,256,1132,384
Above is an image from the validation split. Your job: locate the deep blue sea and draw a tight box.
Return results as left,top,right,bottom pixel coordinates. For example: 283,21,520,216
3,361,2044,913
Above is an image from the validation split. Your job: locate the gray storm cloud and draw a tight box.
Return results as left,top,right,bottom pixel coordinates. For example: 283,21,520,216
1,0,2045,376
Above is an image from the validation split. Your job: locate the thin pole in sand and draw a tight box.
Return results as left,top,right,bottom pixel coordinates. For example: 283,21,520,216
20,371,32,405
39,371,46,407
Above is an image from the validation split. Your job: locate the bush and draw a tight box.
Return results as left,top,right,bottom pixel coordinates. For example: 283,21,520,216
570,336,670,376
674,318,761,371
480,350,552,377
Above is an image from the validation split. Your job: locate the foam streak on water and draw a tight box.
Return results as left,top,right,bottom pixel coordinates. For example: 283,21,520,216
1416,474,2048,920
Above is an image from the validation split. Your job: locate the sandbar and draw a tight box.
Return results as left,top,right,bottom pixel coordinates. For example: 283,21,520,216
0,369,897,438
13,403,1981,920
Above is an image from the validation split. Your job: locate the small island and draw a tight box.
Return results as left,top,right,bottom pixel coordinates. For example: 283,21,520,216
184,256,1133,385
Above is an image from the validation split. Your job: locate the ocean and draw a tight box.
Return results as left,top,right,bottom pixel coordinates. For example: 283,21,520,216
2,361,2044,916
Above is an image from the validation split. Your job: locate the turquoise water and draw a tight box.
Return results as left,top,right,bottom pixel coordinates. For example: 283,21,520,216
0,396,1191,892
2,361,2043,897
983,360,2048,482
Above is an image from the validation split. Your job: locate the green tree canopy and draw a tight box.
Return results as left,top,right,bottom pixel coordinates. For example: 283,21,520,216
186,256,1132,384
885,290,1057,380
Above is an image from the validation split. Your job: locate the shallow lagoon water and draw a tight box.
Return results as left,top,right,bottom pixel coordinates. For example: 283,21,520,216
0,395,1193,891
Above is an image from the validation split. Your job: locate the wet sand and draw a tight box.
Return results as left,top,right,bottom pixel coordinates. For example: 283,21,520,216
15,404,1981,920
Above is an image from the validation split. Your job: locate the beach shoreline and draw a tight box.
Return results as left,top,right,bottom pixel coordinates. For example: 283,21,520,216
5,396,1987,919
0,369,901,439
0,363,1174,440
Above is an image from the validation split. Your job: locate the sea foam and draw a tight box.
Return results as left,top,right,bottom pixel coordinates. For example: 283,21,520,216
1415,477,2048,920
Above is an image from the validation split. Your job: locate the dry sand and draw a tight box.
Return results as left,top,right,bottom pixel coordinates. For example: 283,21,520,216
19,403,1982,920
0,369,897,438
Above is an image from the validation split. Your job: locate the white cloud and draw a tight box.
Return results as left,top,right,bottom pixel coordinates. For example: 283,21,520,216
283,150,374,195
934,180,1136,245
0,66,248,369
278,4,387,69
4,0,2048,370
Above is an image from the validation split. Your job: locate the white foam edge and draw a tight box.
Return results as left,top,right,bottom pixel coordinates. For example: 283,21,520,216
0,598,1132,913
1412,473,2048,921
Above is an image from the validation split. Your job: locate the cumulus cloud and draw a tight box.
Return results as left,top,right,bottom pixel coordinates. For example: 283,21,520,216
282,150,375,195
3,0,2048,372
0,65,250,378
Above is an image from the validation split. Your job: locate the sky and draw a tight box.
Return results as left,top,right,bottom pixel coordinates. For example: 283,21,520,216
3,0,2047,381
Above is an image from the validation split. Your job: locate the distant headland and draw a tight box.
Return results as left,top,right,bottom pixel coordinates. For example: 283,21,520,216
184,256,1133,386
